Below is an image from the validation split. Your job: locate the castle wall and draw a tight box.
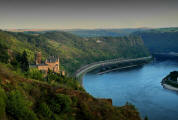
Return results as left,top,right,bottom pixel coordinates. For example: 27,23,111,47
46,61,60,73
37,65,49,73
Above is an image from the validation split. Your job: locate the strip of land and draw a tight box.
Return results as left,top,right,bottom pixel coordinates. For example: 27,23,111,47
75,56,152,78
162,84,178,92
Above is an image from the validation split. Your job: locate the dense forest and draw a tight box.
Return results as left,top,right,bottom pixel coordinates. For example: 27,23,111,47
0,30,146,120
0,63,142,120
0,30,149,74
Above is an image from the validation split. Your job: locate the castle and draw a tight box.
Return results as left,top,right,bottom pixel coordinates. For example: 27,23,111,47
35,52,60,73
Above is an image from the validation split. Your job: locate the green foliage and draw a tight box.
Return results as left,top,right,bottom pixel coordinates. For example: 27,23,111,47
21,51,29,72
56,94,72,112
10,51,30,73
169,71,178,81
38,102,53,119
27,68,44,81
0,41,9,63
49,94,72,113
45,70,82,90
164,71,178,88
10,57,20,70
0,87,7,119
46,70,61,83
78,102,94,120
6,90,38,120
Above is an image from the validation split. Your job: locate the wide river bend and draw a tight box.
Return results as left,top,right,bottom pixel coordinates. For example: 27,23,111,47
83,60,178,120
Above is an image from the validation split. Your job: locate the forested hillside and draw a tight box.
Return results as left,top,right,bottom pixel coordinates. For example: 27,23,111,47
0,30,149,74
134,28,178,53
0,30,144,120
0,63,141,120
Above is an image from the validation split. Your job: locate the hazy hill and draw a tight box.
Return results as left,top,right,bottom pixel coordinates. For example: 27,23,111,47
66,28,150,37
134,28,178,53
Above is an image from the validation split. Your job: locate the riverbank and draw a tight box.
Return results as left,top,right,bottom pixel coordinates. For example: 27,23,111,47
75,56,152,81
161,71,178,92
97,64,142,75
162,83,178,92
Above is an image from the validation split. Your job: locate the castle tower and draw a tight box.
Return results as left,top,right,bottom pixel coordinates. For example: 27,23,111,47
55,57,60,73
35,52,42,65
58,57,60,73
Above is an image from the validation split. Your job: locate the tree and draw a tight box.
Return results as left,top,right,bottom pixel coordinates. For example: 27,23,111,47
27,68,44,81
6,90,38,120
0,87,7,119
0,42,9,63
21,51,29,72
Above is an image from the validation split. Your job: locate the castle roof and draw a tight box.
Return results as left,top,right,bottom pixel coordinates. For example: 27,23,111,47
37,64,48,66
46,56,58,63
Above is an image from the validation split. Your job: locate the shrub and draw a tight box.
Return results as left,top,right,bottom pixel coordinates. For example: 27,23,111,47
78,102,94,120
56,94,72,112
49,99,61,114
46,71,60,83
0,87,7,119
27,68,44,81
38,102,53,119
6,90,38,120
0,41,9,63
71,96,78,106
49,94,72,113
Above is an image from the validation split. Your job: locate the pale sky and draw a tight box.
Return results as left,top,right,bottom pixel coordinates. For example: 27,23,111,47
0,0,178,29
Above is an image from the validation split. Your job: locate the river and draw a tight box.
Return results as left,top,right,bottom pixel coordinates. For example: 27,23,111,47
83,60,178,120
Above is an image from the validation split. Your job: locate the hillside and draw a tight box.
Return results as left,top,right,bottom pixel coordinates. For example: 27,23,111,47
134,28,178,53
0,63,141,120
0,30,149,74
0,29,151,120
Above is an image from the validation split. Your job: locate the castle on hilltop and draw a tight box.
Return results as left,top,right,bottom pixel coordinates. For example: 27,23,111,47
35,52,60,73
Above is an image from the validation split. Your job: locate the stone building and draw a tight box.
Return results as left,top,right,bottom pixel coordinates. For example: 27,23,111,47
35,52,60,73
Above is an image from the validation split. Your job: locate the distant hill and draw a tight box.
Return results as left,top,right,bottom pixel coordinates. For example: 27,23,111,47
66,28,150,37
133,27,178,53
0,30,149,74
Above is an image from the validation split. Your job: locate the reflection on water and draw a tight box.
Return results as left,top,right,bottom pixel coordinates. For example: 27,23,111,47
83,61,178,120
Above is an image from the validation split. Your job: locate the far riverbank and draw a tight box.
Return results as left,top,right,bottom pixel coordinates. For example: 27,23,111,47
162,84,178,91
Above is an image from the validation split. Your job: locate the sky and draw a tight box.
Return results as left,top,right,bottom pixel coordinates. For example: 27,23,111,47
0,0,178,29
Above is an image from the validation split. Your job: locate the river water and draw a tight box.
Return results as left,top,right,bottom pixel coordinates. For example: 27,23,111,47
83,60,178,120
